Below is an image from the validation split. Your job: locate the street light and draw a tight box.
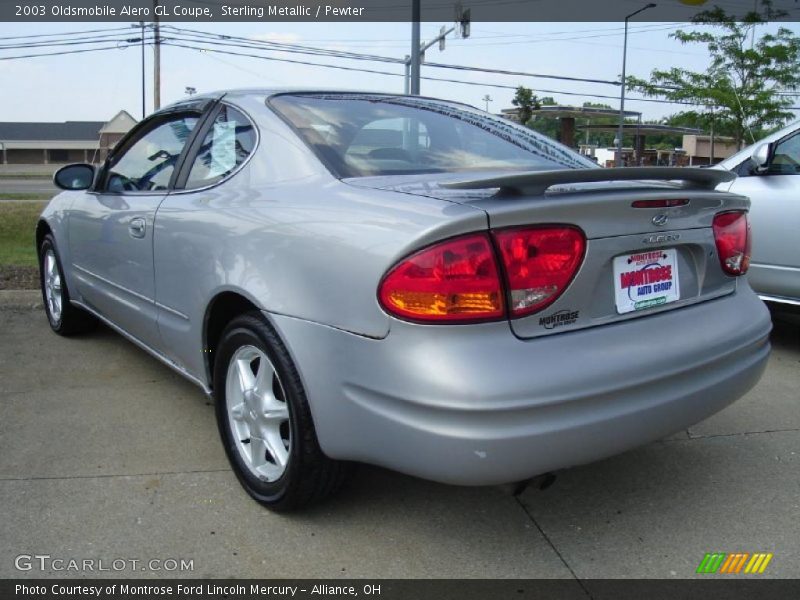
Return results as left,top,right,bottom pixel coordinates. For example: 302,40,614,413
616,2,656,168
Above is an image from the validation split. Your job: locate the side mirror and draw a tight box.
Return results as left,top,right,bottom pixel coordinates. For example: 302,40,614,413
54,163,95,191
749,143,772,173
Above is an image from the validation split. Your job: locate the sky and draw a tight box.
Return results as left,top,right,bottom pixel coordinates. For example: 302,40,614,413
1,19,799,126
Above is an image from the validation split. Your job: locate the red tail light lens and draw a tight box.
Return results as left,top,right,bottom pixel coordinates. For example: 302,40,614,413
493,226,586,317
712,211,751,276
379,233,505,322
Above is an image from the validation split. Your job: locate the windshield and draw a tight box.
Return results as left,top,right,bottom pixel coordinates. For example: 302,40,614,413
269,93,597,178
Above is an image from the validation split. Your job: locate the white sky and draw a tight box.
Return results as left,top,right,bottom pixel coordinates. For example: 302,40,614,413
1,20,798,124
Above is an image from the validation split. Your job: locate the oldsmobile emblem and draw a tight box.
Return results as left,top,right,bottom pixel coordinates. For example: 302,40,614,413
652,214,669,227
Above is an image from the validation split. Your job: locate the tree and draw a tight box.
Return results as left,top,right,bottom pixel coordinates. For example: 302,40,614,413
511,86,542,125
627,1,800,149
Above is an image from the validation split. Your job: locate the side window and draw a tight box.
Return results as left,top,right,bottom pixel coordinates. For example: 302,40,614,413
185,106,256,189
105,115,199,192
768,132,800,175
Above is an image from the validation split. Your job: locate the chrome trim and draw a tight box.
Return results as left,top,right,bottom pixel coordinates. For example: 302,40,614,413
155,301,190,321
168,100,261,196
758,293,800,307
71,299,212,396
72,264,153,305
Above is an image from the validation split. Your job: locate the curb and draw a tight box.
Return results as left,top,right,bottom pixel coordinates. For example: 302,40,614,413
0,289,42,310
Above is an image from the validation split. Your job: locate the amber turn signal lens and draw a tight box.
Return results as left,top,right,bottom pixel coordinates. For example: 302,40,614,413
378,233,505,322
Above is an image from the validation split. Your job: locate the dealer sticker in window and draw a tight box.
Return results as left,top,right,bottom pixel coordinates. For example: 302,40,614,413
613,248,680,314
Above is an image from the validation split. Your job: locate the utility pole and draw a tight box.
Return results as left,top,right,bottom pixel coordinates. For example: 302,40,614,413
409,0,421,95
406,3,470,95
616,3,656,167
140,21,146,118
709,104,716,164
404,55,411,94
482,94,492,112
153,0,161,110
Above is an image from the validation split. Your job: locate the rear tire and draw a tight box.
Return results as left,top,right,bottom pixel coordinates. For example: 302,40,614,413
213,312,349,511
38,233,96,336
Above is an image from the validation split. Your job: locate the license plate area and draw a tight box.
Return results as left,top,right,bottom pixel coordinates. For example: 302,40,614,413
613,248,680,314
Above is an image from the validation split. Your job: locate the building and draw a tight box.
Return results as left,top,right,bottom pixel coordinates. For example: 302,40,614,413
0,110,137,165
681,134,737,165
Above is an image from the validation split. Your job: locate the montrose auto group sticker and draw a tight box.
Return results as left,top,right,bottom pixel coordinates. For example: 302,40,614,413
613,249,680,314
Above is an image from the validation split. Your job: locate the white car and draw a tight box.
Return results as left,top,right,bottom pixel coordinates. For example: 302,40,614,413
716,121,800,307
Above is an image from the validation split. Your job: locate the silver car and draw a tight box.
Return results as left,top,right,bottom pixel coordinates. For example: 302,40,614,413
38,90,771,510
716,120,800,307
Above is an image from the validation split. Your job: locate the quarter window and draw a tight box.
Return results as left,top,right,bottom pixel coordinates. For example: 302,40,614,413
185,106,256,189
104,115,199,192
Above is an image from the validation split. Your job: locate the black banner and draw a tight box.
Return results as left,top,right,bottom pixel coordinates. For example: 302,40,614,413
3,579,800,600
2,0,799,23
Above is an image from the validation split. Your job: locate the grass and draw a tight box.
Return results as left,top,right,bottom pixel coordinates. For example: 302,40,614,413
0,193,51,201
0,201,46,267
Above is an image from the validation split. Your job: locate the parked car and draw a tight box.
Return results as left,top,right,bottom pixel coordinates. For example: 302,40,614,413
715,121,800,307
38,90,771,510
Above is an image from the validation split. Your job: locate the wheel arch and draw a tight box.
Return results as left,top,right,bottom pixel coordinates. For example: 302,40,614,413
202,290,263,390
35,219,53,255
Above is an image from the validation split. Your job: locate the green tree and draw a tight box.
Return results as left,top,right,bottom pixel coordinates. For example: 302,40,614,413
627,1,800,149
511,86,542,125
525,95,559,140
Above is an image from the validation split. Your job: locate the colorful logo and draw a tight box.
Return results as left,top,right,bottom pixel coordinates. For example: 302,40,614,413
696,552,773,574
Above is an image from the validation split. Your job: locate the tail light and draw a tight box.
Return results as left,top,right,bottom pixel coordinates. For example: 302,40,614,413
379,226,586,323
712,211,751,276
378,233,505,322
493,226,586,317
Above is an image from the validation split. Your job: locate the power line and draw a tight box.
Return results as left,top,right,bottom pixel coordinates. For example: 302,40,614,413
0,33,146,51
158,26,623,86
167,40,800,110
0,43,139,61
0,26,134,41
2,24,797,113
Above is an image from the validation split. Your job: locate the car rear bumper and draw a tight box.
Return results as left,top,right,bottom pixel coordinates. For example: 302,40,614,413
269,285,771,486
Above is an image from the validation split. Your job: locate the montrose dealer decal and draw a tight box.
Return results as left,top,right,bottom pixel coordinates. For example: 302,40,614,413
613,249,680,314
539,310,580,330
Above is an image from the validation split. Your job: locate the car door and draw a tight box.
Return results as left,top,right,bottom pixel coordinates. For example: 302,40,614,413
723,129,800,302
68,103,213,349
151,102,259,375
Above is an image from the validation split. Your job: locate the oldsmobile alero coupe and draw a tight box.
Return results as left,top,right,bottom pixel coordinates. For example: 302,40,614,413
37,90,771,510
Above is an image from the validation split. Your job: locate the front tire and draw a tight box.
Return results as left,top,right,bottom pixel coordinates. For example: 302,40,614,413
38,233,96,335
213,312,349,511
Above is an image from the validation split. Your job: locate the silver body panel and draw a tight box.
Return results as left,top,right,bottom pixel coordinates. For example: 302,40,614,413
716,120,800,305
38,89,772,486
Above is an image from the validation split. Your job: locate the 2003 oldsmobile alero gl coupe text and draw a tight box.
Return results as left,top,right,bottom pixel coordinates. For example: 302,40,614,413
37,90,771,510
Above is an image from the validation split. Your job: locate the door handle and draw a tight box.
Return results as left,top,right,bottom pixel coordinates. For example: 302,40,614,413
129,217,147,239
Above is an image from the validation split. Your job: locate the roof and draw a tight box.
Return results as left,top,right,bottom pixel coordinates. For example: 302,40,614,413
501,106,641,119
0,121,104,142
99,110,138,134
530,106,641,119
578,124,703,135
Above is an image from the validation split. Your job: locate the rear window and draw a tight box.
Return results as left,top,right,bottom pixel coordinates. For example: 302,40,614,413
269,93,596,178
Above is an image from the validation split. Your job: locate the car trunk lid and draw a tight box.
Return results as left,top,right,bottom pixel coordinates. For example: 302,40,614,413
346,168,747,338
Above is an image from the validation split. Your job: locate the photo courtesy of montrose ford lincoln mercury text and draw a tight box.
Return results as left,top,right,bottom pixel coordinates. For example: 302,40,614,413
36,90,772,510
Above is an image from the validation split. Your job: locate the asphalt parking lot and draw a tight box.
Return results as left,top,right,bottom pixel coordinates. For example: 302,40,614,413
1,294,798,580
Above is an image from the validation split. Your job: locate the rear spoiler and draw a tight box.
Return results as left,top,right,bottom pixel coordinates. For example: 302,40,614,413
440,167,736,196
